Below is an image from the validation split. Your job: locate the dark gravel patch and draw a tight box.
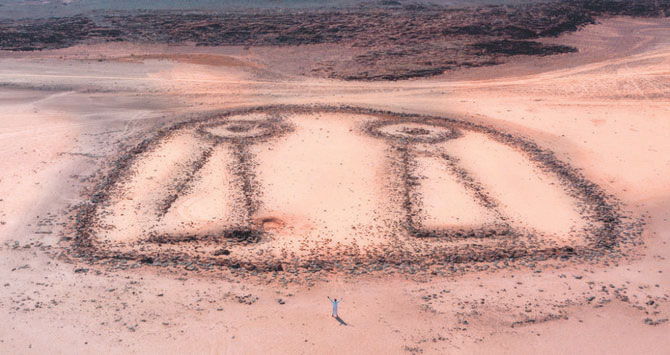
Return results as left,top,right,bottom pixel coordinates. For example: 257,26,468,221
1,0,667,80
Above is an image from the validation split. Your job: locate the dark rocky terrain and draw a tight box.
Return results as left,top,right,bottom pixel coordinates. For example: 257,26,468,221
1,0,668,80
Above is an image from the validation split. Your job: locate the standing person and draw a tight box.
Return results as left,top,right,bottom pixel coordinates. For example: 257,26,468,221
327,296,342,318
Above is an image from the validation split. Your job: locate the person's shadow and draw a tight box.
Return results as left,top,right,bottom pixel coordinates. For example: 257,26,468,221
334,316,349,326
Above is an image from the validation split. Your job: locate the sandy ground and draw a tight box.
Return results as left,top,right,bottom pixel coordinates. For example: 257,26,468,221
1,16,669,354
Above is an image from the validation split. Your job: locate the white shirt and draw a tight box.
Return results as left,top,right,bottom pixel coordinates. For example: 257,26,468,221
330,299,341,316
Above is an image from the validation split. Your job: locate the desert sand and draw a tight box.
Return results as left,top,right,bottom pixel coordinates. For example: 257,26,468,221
1,15,669,354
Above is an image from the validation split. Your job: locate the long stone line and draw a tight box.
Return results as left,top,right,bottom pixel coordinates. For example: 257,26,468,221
438,151,511,228
395,141,423,235
229,141,260,228
438,152,500,210
156,143,216,218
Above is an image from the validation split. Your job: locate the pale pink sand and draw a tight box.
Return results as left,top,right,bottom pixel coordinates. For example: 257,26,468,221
0,17,668,355
254,112,394,249
415,154,500,229
99,131,209,242
154,144,236,236
443,132,586,239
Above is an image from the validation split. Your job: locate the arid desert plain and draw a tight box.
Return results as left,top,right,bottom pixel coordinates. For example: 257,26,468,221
1,1,670,353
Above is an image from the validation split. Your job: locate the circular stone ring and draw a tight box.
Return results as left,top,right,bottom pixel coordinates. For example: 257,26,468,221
367,121,459,143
